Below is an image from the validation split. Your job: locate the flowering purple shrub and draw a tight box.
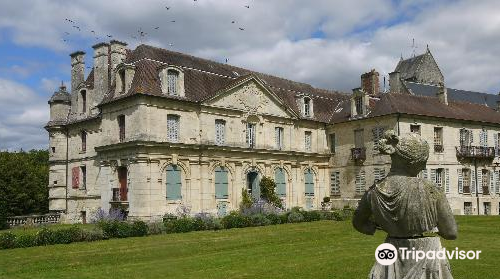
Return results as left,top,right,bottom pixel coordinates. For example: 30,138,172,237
241,198,284,216
91,208,125,223
175,204,192,218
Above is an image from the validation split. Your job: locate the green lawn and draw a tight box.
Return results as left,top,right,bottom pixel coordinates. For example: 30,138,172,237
0,216,499,279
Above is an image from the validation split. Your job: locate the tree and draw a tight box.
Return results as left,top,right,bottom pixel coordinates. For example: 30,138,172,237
259,176,283,209
0,149,49,228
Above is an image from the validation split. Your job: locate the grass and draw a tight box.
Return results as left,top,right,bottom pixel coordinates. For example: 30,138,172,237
0,216,499,279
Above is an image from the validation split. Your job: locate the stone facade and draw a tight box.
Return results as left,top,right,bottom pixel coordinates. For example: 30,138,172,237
46,42,500,223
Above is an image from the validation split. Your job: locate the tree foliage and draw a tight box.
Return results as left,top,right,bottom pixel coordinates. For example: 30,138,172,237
0,150,49,228
259,176,283,209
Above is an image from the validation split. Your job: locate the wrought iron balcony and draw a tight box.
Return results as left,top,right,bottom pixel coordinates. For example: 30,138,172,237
351,147,366,161
455,146,496,159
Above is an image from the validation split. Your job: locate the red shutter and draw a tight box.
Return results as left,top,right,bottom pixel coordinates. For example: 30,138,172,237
72,167,80,189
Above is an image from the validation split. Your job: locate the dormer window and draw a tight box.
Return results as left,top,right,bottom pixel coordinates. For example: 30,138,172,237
119,69,125,93
302,96,313,117
351,88,367,118
115,64,135,95
80,90,87,113
167,69,179,96
160,66,185,97
355,96,363,115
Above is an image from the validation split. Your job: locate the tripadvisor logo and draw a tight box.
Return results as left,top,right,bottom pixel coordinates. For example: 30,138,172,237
375,243,482,266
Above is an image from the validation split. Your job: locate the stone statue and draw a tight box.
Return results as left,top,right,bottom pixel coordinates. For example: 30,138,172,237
353,130,457,279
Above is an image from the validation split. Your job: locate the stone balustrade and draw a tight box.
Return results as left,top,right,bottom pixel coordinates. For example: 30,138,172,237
6,213,61,227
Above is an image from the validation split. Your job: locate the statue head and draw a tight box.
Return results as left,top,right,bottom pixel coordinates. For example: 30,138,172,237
378,130,429,176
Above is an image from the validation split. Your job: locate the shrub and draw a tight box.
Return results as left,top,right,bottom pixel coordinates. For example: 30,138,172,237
52,226,84,244
0,216,8,230
319,211,336,220
35,227,56,246
97,220,122,238
148,221,165,235
239,188,253,211
303,210,322,222
0,232,16,249
82,228,106,242
241,199,283,216
194,213,222,231
287,211,304,223
259,176,283,209
92,208,125,223
221,212,251,229
265,213,282,225
116,222,132,238
250,214,271,227
130,220,149,237
16,234,36,248
164,217,197,233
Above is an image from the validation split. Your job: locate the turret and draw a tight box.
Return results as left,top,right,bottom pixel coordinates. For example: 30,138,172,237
48,82,71,123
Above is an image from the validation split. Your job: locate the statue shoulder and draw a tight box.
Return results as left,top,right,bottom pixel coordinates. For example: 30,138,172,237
421,178,446,197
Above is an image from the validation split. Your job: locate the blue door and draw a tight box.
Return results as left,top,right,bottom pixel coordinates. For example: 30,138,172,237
166,165,182,200
215,166,229,199
275,168,286,198
247,171,260,199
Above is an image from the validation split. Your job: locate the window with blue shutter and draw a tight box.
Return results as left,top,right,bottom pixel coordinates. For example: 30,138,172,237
275,168,286,197
215,119,226,145
167,114,180,142
214,166,228,199
166,165,182,200
304,169,314,196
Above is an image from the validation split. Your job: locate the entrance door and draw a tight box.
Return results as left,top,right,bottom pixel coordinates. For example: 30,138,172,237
247,171,260,199
118,167,128,201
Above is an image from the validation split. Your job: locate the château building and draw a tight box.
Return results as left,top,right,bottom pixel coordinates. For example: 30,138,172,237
46,41,500,223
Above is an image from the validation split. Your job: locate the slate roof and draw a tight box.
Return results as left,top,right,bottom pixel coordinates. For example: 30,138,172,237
330,93,500,125
101,44,349,123
48,86,71,104
394,53,428,81
405,81,500,109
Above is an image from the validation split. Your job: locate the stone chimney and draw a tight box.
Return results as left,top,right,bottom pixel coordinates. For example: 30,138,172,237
389,71,403,94
69,51,85,113
92,42,110,107
437,82,448,105
110,40,128,77
361,69,379,96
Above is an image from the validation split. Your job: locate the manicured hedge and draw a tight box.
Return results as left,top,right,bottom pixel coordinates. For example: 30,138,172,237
0,208,354,250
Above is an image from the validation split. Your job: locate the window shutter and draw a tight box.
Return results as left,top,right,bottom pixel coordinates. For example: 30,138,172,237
275,168,287,197
459,129,465,146
495,133,499,156
489,170,494,195
471,170,476,194
430,169,436,185
166,165,182,200
496,171,500,194
72,167,80,189
330,171,340,195
477,170,483,194
422,169,428,180
444,169,450,193
457,169,463,194
304,169,314,196
215,167,229,199
469,130,474,145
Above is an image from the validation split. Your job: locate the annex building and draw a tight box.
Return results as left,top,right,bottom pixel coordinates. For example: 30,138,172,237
46,41,500,223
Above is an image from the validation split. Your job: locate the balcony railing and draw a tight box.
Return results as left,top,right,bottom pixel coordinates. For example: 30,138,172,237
351,147,366,161
7,214,60,227
456,146,495,159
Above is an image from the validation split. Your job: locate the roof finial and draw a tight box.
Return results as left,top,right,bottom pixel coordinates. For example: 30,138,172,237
426,44,430,52
400,53,403,61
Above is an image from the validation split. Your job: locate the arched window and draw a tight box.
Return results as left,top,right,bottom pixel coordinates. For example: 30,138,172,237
304,168,314,196
81,130,87,152
274,168,286,197
167,69,179,96
80,90,87,113
166,165,182,200
215,166,228,199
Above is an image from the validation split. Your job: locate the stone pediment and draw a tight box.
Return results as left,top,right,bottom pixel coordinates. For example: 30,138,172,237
203,77,295,118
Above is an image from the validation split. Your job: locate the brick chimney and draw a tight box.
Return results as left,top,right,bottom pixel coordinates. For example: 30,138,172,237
92,42,110,107
437,82,448,105
361,69,379,96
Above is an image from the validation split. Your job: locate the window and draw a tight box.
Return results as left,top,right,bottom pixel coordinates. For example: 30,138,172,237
304,168,314,196
355,169,366,195
119,69,126,93
434,168,444,188
374,167,386,183
303,97,311,117
482,169,490,195
166,165,182,200
459,128,472,147
215,119,226,145
354,129,364,148
410,124,421,135
81,90,87,113
80,166,87,190
480,128,488,148
433,127,443,153
460,168,471,194
330,171,340,196
167,114,180,142
51,147,55,154
329,133,336,154
372,127,385,153
81,130,87,152
305,131,312,151
214,166,228,199
118,115,125,143
355,96,363,115
72,167,80,189
275,168,286,197
484,202,491,215
275,127,284,150
464,202,472,215
167,69,179,96
246,123,256,148
54,180,58,185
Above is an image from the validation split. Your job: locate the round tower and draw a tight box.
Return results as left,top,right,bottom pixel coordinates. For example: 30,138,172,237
49,82,71,122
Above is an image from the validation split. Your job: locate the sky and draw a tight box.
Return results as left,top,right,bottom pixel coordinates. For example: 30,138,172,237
1,0,500,150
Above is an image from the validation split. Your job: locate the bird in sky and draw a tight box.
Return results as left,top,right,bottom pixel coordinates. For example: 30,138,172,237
239,27,245,31
72,25,81,31
244,5,249,8
107,35,113,38
171,20,176,23
231,21,235,24
165,6,170,10
154,27,160,30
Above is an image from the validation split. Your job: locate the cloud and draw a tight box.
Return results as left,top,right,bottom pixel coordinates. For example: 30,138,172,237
0,78,48,150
